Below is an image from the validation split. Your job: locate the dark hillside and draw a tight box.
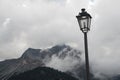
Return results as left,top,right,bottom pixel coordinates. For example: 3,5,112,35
8,67,79,80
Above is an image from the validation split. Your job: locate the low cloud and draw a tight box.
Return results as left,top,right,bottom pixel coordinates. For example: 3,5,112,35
45,47,82,72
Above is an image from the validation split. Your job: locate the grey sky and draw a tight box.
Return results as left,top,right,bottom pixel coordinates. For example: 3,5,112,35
0,0,120,75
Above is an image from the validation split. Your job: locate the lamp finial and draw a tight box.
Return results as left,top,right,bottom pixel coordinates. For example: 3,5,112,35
81,8,85,12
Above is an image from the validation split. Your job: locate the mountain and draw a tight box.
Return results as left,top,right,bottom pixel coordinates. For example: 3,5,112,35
0,48,44,80
0,44,83,80
1,44,118,80
8,67,79,80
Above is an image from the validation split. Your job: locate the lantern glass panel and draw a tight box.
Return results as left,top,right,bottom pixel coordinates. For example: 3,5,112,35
79,18,88,29
87,17,91,30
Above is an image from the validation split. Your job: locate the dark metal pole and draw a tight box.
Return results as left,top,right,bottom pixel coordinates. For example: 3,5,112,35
84,32,90,80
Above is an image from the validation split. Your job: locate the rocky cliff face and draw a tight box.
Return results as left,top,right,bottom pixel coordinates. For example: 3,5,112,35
0,49,44,80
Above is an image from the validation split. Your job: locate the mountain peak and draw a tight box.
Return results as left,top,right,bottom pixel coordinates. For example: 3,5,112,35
50,44,71,53
53,44,69,48
21,48,41,59
27,48,41,51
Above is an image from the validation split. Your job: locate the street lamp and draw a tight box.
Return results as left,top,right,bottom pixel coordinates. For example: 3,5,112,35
76,8,92,80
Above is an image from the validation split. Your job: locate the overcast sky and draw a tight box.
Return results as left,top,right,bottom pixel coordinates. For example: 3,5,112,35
0,0,120,75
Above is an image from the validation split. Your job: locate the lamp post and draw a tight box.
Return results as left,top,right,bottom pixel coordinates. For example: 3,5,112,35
76,8,92,80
